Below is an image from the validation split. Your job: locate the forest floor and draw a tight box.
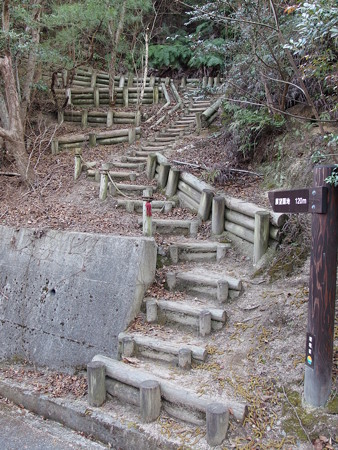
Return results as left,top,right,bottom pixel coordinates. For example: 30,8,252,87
0,113,337,449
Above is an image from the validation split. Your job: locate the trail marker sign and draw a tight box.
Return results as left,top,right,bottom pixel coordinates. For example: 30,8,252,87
268,187,327,214
269,165,337,408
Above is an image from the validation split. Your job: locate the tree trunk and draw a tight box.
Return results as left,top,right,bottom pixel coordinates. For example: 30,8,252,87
0,55,35,185
108,0,127,106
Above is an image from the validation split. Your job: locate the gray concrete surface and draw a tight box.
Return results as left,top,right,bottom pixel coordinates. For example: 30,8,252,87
0,396,108,449
0,377,177,450
0,226,156,370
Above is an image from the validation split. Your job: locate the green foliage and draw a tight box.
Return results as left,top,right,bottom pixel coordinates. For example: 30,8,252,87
148,35,191,69
222,101,286,156
284,0,338,85
325,164,338,187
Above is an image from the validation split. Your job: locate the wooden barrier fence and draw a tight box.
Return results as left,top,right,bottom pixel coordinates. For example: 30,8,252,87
148,153,287,264
51,127,141,154
55,86,162,108
58,110,141,128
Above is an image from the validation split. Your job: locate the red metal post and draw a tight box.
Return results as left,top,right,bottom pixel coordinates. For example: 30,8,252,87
304,165,338,407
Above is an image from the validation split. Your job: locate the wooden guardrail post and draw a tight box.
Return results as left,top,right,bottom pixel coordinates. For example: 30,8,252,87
89,132,96,148
166,168,180,197
253,211,270,264
57,111,64,125
51,140,59,155
81,110,88,128
195,113,201,134
206,403,229,446
99,164,109,201
123,87,129,106
74,148,82,181
146,154,157,180
198,189,214,221
94,87,100,107
157,163,171,189
140,380,161,423
153,86,159,104
107,110,113,127
87,361,106,407
212,196,225,235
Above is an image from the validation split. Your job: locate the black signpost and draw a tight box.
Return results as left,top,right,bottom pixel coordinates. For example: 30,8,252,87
269,165,338,407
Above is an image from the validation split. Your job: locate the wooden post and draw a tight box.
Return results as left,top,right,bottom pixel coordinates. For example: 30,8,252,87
198,189,214,221
135,110,141,126
99,164,109,201
253,211,270,264
89,133,96,148
57,111,64,125
178,348,192,370
153,86,159,104
66,87,72,106
140,380,161,423
90,70,97,88
146,154,157,180
195,113,201,134
81,110,88,128
94,87,100,107
165,168,180,197
157,163,171,189
212,196,225,235
51,140,59,155
304,165,338,407
107,110,114,127
74,148,82,181
199,310,211,336
128,128,136,144
143,198,153,237
123,87,129,107
87,361,106,407
206,403,229,446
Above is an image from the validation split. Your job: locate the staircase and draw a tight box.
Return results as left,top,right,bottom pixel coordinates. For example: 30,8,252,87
63,72,250,447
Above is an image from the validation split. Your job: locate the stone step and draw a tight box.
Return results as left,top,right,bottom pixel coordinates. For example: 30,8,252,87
118,332,207,367
145,297,227,334
117,199,175,213
166,269,243,303
169,241,231,263
91,355,248,426
138,218,200,237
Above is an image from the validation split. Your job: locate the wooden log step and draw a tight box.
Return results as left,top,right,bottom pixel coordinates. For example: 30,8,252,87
117,200,175,213
118,332,207,364
113,183,155,193
112,162,145,170
136,150,164,157
140,146,168,152
189,107,210,113
138,218,200,237
154,137,176,143
108,171,138,180
92,355,247,424
169,242,231,263
171,269,243,292
127,156,148,163
146,298,227,333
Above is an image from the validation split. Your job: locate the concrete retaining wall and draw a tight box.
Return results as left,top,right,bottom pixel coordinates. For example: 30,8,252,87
0,226,156,370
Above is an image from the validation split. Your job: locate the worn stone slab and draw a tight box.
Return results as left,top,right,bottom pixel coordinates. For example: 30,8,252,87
0,226,156,369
